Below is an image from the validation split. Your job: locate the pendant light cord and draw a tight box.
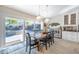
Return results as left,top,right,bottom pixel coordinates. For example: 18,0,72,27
46,5,48,18
39,5,40,16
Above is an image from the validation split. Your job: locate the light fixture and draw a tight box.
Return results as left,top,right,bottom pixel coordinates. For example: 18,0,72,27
44,5,49,23
36,5,42,20
45,18,49,23
36,15,41,20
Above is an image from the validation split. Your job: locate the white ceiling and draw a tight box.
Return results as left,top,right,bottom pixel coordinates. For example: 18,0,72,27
4,5,79,18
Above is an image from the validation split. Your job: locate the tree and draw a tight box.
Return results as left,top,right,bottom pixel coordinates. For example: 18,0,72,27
49,23,60,26
6,19,17,25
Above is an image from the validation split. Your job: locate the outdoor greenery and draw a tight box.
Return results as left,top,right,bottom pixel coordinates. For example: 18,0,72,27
49,23,60,26
6,18,18,25
8,19,17,24
25,20,33,25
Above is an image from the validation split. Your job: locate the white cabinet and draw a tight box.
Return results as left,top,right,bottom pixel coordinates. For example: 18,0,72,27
77,32,79,42
62,31,71,41
62,31,79,42
70,32,77,42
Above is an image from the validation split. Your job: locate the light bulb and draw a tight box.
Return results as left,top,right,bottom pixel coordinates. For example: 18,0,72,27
45,18,49,23
36,16,41,20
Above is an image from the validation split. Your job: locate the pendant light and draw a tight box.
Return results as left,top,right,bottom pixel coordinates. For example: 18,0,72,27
44,5,49,23
36,5,41,20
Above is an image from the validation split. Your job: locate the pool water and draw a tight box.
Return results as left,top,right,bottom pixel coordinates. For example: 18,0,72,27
6,30,42,37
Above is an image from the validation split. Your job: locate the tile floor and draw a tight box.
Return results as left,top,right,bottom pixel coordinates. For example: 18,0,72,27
1,38,79,54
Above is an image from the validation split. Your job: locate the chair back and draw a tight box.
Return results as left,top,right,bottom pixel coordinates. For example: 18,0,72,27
26,33,31,45
51,31,54,38
46,32,51,39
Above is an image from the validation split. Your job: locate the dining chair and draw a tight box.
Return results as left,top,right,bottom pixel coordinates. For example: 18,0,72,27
46,32,53,47
40,34,48,50
51,31,54,44
26,33,38,54
39,32,51,50
38,31,54,51
46,31,54,46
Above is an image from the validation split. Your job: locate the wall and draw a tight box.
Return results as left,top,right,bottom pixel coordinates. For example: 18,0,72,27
50,15,64,26
0,16,5,47
0,6,36,19
51,6,79,26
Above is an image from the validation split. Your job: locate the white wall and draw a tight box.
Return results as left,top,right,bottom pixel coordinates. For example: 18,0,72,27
0,16,5,47
50,6,79,26
50,15,64,26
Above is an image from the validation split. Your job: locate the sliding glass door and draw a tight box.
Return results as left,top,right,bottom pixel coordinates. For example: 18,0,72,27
25,20,34,36
5,17,24,45
5,17,43,45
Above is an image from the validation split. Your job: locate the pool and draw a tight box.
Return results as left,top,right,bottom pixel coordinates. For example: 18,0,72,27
6,30,42,37
6,31,16,37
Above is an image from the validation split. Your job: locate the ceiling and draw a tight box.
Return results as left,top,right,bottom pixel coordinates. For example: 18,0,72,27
4,5,79,18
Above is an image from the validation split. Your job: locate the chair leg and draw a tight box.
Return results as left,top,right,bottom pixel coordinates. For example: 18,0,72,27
52,38,54,43
45,43,48,50
51,40,53,45
26,46,27,52
49,41,50,47
29,46,31,54
37,43,40,51
26,44,29,52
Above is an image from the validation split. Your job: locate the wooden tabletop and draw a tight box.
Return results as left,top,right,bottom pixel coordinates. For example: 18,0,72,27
41,32,48,38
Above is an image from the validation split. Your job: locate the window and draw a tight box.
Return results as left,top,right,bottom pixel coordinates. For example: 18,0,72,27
25,20,33,32
5,17,24,45
25,20,42,37
25,20,41,31
64,15,69,25
71,13,76,24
